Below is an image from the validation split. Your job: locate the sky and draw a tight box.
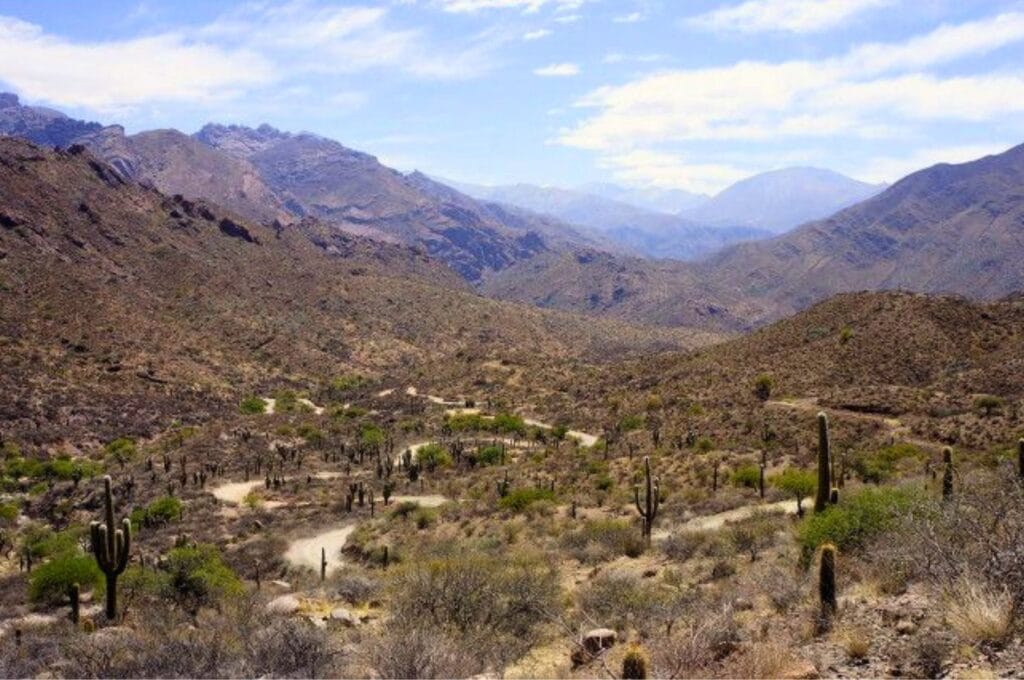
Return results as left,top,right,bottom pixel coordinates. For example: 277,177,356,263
1,0,1023,195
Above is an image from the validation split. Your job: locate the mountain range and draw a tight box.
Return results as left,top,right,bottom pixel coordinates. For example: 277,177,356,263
3,91,1024,335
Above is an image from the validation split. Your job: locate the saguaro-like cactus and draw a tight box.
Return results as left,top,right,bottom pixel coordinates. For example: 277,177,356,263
942,447,954,500
819,543,837,626
1017,439,1023,481
634,456,661,543
90,476,131,621
69,582,80,625
321,547,327,581
814,413,832,513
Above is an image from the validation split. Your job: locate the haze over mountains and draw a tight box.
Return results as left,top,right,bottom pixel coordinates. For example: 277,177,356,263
2,91,1023,335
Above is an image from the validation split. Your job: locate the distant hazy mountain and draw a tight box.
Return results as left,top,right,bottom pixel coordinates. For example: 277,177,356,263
577,181,709,214
448,179,767,260
683,167,886,233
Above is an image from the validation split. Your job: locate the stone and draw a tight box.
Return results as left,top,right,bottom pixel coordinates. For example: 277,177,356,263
266,595,301,615
780,659,819,679
582,628,617,655
896,619,917,635
329,607,360,627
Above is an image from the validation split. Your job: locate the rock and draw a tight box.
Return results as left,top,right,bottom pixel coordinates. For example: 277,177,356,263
780,659,819,679
734,597,754,611
896,619,917,635
582,628,617,655
266,595,301,615
269,579,291,590
329,608,360,627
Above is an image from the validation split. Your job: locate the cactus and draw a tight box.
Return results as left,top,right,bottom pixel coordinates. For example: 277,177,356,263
634,456,660,543
621,644,649,679
1017,439,1023,482
818,543,837,625
814,413,832,513
758,462,766,499
942,447,953,500
69,582,80,625
382,546,390,570
321,547,327,581
90,476,131,621
497,470,510,498
829,488,839,505
255,559,262,591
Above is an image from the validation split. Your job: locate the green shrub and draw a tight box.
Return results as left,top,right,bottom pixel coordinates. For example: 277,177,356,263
619,414,644,432
360,424,386,448
498,487,555,513
414,507,438,530
390,501,421,519
798,485,922,562
163,544,244,612
0,502,18,524
446,413,488,432
416,444,452,471
492,413,526,436
104,437,137,467
754,374,773,401
23,525,83,559
28,552,102,604
474,445,503,466
771,468,816,505
44,457,102,481
852,443,923,484
239,396,266,415
731,464,761,489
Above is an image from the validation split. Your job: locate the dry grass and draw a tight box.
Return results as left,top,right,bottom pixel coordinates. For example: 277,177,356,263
725,641,798,678
835,625,872,661
946,579,1013,645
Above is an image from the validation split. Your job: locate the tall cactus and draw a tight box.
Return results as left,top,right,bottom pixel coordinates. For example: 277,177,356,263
814,413,831,513
818,543,838,627
942,447,953,500
1017,439,1023,482
90,475,131,621
634,456,660,543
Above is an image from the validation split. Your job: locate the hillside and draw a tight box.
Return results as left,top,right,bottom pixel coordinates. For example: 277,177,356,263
699,144,1024,324
0,138,715,446
195,123,599,281
683,167,885,234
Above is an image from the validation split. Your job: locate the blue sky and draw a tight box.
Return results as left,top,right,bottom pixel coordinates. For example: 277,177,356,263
1,0,1023,194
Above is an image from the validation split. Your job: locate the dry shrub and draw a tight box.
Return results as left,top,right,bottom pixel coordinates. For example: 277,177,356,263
364,622,480,679
650,602,739,677
836,625,872,661
946,578,1013,646
723,641,798,679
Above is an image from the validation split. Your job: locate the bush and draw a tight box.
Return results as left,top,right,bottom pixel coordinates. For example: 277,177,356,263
416,444,452,471
498,487,555,513
731,464,761,489
474,445,503,467
562,519,645,562
754,374,773,401
492,413,526,436
163,544,244,612
619,414,644,432
29,552,103,604
239,396,266,415
974,395,1004,416
104,437,137,467
770,468,816,511
851,443,923,484
798,485,921,562
146,496,182,525
360,424,386,448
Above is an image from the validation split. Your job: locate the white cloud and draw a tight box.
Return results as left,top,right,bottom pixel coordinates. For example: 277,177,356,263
856,143,1015,184
600,149,750,194
562,12,1024,149
523,28,552,40
690,0,891,34
603,52,666,64
0,15,273,112
436,0,584,14
558,11,1024,192
534,62,580,77
553,13,581,23
614,12,645,24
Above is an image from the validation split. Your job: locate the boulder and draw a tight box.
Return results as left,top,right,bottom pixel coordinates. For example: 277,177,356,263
329,608,360,627
582,628,617,655
266,595,301,615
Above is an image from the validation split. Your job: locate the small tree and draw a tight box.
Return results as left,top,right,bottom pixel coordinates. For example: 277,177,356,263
754,374,773,401
771,468,816,516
